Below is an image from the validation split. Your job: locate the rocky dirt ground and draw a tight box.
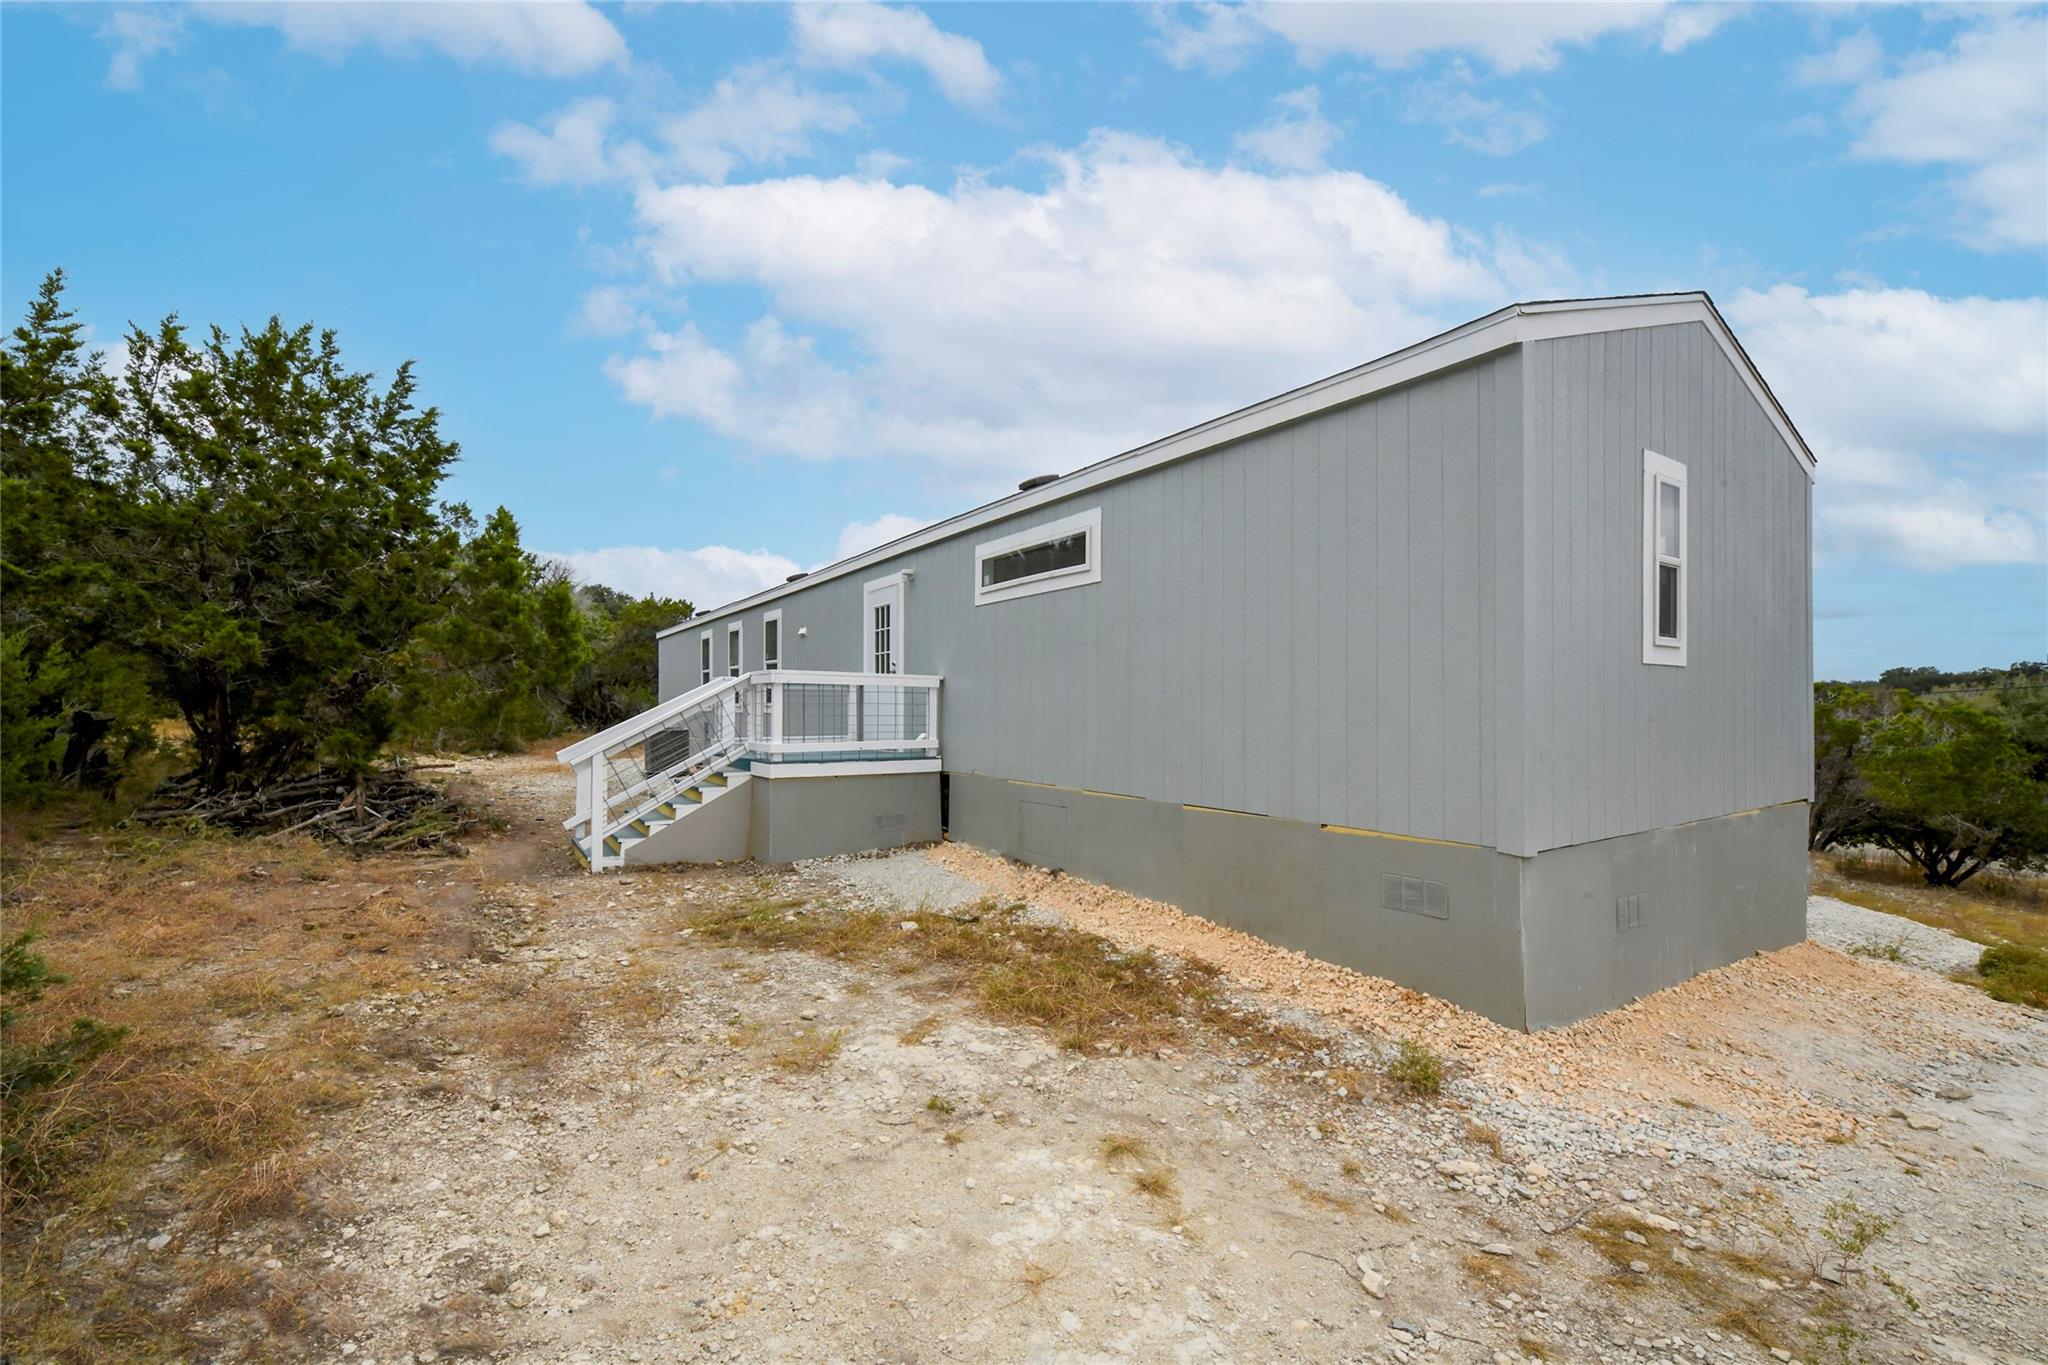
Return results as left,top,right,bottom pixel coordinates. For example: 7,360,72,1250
56,753,2048,1364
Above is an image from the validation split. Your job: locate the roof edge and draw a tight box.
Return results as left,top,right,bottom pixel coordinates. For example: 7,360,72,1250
659,292,1811,637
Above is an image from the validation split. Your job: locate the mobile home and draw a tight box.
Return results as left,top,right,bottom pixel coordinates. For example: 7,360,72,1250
561,292,1814,1029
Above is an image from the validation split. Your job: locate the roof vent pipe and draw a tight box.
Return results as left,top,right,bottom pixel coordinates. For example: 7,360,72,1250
1018,474,1058,492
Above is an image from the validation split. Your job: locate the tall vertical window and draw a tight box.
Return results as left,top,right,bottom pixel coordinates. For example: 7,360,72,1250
726,623,742,678
699,632,712,686
763,611,782,670
1642,449,1688,666
872,602,894,674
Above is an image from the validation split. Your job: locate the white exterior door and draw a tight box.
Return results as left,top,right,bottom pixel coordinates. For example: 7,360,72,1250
861,575,907,743
862,575,904,675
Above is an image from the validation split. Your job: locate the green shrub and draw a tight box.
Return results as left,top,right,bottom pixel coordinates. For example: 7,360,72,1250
1975,943,2048,1010
1,931,127,1192
1384,1038,1445,1096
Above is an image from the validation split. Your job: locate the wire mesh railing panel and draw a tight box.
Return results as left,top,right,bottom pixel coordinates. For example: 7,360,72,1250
745,677,938,756
600,693,740,820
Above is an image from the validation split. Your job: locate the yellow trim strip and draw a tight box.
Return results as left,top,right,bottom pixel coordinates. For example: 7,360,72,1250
1321,823,1483,850
1183,803,1265,819
1008,778,1144,802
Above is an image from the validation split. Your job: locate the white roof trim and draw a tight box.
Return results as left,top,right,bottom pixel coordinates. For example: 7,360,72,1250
660,292,1812,638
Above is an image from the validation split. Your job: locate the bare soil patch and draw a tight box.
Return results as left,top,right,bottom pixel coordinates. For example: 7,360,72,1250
4,752,2042,1365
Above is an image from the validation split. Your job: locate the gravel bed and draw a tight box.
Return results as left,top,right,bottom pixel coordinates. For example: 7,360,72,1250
798,846,988,913
1805,893,1984,974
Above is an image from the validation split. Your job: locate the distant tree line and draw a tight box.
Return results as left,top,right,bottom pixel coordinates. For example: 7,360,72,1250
1,270,689,804
1812,662,2048,887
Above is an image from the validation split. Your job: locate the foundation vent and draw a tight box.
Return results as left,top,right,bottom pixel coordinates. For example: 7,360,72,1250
1615,894,1646,932
1382,874,1449,920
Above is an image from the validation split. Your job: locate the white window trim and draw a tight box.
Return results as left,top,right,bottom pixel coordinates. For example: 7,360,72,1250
698,630,713,686
1642,448,1688,667
762,609,783,671
973,507,1103,606
726,621,743,678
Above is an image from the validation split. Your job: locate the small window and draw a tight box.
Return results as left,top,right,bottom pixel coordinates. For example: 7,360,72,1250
763,611,782,671
726,623,742,678
1642,449,1687,666
973,507,1102,606
699,632,713,686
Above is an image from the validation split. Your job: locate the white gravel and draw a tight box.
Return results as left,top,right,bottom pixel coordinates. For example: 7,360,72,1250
797,847,988,913
1805,894,1984,974
821,855,1994,980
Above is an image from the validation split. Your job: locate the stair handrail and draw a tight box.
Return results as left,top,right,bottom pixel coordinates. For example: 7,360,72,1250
557,673,741,766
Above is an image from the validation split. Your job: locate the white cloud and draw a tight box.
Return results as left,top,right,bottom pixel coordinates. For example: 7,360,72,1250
1810,14,2047,250
1234,86,1341,172
1728,284,2048,568
550,543,800,607
98,6,184,89
607,131,1516,492
836,513,930,561
492,66,861,190
571,284,648,338
792,2,1001,107
1791,28,1880,88
490,97,635,188
856,149,913,180
1146,2,1267,73
660,63,862,183
1822,485,2046,570
1152,1,1729,75
200,1,626,77
1402,62,1551,155
1477,181,1540,199
605,318,866,458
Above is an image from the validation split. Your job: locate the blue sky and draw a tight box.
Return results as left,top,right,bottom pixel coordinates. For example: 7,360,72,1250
3,1,2043,680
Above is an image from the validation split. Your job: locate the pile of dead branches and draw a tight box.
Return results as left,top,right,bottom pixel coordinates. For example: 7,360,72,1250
133,763,470,853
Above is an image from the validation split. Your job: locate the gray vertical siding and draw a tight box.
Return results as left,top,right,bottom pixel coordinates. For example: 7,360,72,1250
655,322,1809,859
663,348,1526,848
1517,321,1811,855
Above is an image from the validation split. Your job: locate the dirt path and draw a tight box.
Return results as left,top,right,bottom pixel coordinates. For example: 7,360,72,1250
203,755,2048,1363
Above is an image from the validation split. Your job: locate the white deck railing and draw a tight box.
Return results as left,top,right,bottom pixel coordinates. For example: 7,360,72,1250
559,670,940,870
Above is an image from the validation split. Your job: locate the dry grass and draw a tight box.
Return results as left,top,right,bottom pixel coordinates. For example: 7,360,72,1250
1017,1258,1061,1296
1461,1250,1533,1294
769,1028,844,1075
1465,1119,1507,1162
683,895,1223,1054
1098,1133,1148,1165
1575,1210,1809,1351
898,1014,943,1045
1130,1165,1176,1199
1285,1176,1356,1214
470,978,588,1068
1812,851,2048,951
1324,1065,1370,1099
0,807,532,1361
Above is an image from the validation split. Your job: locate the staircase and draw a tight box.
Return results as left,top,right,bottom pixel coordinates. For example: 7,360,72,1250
559,669,942,871
598,766,747,862
557,673,752,871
